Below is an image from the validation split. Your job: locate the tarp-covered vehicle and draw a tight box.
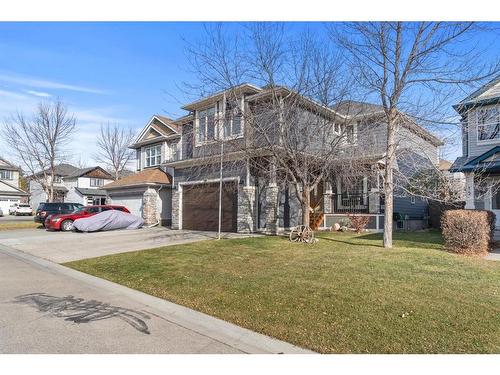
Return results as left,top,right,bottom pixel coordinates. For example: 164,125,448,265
73,209,144,232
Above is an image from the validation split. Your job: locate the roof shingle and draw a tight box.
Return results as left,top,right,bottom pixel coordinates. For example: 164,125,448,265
103,168,171,190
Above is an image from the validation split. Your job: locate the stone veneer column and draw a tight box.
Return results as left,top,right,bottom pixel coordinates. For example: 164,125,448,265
264,184,279,234
464,172,475,209
237,185,256,233
142,187,159,225
323,182,332,214
171,186,181,229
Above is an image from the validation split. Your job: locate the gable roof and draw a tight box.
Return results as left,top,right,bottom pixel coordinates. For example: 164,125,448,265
130,115,181,149
453,74,500,112
0,157,21,171
103,167,171,190
64,166,113,179
33,163,80,178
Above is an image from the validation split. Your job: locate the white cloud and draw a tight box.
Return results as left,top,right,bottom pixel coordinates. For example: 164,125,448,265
25,90,52,98
0,72,107,94
0,92,137,168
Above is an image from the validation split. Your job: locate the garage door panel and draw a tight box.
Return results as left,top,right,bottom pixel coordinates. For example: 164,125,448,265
182,182,237,232
109,195,143,218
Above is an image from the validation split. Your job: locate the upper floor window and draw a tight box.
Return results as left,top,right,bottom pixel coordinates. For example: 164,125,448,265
145,144,162,167
197,107,216,144
90,178,105,187
165,142,180,161
53,175,63,183
223,100,243,138
477,106,500,142
0,169,13,180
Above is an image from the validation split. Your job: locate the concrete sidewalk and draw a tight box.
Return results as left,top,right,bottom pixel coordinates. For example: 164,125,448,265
0,243,313,354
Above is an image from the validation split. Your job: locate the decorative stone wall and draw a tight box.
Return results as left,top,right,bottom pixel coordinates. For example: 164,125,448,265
142,187,159,225
264,184,279,234
237,185,256,233
171,187,181,229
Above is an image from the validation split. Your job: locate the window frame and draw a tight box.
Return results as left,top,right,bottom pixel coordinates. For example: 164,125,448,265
0,169,13,180
476,105,500,145
90,178,105,187
195,105,217,146
144,144,162,167
223,98,244,140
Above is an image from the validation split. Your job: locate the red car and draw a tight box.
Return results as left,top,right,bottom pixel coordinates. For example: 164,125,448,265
45,205,130,231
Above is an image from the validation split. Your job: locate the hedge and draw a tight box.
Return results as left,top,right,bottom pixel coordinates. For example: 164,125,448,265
441,210,496,255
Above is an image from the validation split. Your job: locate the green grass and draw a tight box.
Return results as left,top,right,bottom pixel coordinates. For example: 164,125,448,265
0,220,40,230
64,231,500,353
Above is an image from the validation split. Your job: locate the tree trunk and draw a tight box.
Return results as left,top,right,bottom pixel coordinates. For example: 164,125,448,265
302,185,311,227
383,118,396,248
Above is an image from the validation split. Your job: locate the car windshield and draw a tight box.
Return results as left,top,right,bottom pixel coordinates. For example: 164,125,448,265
73,207,87,213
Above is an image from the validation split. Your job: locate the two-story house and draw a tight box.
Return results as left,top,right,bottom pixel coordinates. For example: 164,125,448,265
29,164,113,210
107,84,443,232
0,157,29,214
450,75,500,225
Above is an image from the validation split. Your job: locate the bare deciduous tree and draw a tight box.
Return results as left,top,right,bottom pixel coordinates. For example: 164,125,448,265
2,100,76,202
185,24,359,229
333,22,499,248
94,123,135,181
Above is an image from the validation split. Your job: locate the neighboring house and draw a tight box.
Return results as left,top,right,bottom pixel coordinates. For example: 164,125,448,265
29,164,113,210
450,75,500,225
0,158,29,214
111,84,443,232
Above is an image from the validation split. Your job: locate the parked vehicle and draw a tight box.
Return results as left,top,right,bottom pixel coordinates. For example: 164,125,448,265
73,210,143,232
45,205,130,231
34,202,83,226
8,203,33,216
0,208,3,217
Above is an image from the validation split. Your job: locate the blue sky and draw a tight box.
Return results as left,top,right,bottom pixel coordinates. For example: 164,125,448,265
0,22,498,167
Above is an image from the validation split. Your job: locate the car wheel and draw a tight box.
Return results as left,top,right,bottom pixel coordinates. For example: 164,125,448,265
61,220,74,232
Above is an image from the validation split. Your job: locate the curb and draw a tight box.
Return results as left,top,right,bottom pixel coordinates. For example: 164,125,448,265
0,243,315,354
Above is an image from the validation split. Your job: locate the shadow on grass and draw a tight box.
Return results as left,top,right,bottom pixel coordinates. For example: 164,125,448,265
316,230,443,250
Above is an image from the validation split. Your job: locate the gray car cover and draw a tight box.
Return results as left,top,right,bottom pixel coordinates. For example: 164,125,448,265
73,209,144,232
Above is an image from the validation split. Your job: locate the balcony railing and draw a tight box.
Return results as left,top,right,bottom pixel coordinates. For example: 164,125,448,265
332,193,370,213
330,193,385,214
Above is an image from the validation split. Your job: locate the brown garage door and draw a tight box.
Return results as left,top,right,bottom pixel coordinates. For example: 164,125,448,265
182,181,238,232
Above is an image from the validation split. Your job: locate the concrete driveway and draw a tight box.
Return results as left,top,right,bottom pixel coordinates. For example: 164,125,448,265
0,227,256,263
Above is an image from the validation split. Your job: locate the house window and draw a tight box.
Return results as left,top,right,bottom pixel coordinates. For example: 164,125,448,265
477,106,500,142
223,100,243,138
53,175,62,183
90,178,105,187
166,142,179,161
0,169,13,180
346,124,357,144
197,106,216,144
145,144,162,167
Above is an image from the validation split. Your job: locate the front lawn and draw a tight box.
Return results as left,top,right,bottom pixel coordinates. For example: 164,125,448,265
65,231,500,353
0,220,40,231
